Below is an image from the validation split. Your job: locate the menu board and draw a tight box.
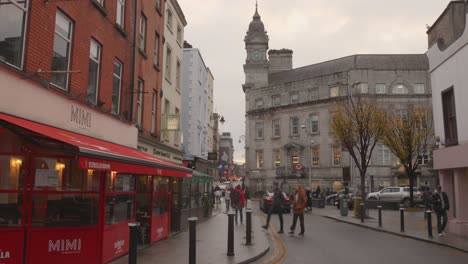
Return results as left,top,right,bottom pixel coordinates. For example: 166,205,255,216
35,169,59,187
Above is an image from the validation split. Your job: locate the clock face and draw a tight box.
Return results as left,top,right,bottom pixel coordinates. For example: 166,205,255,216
251,50,262,61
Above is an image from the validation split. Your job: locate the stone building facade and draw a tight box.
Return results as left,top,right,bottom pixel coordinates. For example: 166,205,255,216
243,6,435,194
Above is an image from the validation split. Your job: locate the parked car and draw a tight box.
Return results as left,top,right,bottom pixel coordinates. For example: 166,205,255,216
259,191,291,213
366,186,422,207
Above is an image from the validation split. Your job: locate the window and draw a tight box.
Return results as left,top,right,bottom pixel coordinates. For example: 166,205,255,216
356,83,368,94
395,108,408,122
290,117,299,136
95,0,104,5
136,79,144,127
256,121,264,139
151,90,157,134
310,114,319,134
139,14,146,51
290,92,299,104
392,84,408,94
376,83,386,94
310,88,319,101
166,8,173,31
417,150,430,165
256,150,264,169
272,95,281,106
174,108,180,145
87,39,101,105
377,144,390,165
273,149,281,168
154,33,160,66
176,60,181,90
442,88,458,146
165,46,172,80
111,59,122,114
255,98,263,109
116,0,125,27
155,0,161,11
162,99,170,140
272,119,281,137
51,11,73,90
312,146,319,166
330,86,339,97
0,0,29,68
332,144,341,166
414,83,425,94
176,25,182,44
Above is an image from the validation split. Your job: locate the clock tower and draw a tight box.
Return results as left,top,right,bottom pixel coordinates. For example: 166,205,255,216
243,3,269,90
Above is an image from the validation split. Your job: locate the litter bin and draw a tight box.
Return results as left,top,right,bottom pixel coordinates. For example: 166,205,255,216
353,197,362,217
340,199,348,216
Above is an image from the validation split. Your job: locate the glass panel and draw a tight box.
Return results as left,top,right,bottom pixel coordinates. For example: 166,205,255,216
0,156,24,190
34,158,100,191
190,183,201,208
87,60,99,103
136,193,151,222
105,194,134,225
136,175,151,192
0,1,26,67
0,193,23,227
107,173,135,192
32,194,98,227
153,177,169,216
181,181,190,209
50,35,70,88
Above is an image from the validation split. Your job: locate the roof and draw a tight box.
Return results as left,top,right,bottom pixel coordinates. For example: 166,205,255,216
268,54,429,85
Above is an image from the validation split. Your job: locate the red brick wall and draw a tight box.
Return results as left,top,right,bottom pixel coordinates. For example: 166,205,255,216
134,0,165,140
24,0,135,121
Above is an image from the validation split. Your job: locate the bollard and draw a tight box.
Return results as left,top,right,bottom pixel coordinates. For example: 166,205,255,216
128,222,140,264
188,217,198,264
360,203,365,223
245,208,252,245
227,211,235,256
400,207,405,232
377,206,382,228
426,210,433,238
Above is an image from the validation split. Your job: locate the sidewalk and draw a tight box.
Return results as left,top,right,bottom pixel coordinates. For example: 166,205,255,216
314,205,468,253
111,205,269,264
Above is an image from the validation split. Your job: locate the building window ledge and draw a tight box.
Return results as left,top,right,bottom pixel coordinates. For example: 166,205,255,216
91,0,108,17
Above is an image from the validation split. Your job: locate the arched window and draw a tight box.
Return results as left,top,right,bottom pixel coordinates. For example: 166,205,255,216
392,84,408,94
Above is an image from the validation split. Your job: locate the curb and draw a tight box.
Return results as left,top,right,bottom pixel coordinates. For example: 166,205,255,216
238,246,270,264
322,215,468,254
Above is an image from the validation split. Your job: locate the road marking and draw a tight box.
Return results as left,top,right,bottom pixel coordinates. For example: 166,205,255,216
258,213,287,264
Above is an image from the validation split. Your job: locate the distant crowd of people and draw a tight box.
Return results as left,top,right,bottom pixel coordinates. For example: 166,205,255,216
212,181,250,224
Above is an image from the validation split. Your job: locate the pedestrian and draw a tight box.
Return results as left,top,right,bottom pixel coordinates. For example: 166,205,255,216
305,187,312,212
432,185,450,236
214,185,222,208
289,184,307,236
232,185,245,224
224,184,232,213
315,185,321,198
262,182,284,233
422,186,432,219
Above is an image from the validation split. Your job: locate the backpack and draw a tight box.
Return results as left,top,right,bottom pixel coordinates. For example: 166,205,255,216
231,190,241,204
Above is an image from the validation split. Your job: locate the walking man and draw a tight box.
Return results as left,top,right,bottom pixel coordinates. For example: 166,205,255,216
432,185,450,236
232,185,245,224
289,184,307,236
262,182,284,233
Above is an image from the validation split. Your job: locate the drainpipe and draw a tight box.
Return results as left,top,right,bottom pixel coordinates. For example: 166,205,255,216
129,0,138,123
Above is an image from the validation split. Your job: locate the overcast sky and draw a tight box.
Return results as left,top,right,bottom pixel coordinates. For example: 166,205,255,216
178,0,451,164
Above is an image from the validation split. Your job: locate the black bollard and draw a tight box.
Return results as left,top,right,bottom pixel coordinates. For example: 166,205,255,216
377,206,382,227
360,203,365,223
128,222,140,264
227,211,235,256
188,217,198,264
400,207,405,232
426,210,433,238
245,208,252,245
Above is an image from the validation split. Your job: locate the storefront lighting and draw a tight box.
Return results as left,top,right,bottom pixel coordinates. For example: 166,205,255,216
56,163,65,170
15,159,22,166
87,169,94,176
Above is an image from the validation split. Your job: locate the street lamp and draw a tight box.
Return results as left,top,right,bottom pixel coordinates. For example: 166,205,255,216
301,124,314,189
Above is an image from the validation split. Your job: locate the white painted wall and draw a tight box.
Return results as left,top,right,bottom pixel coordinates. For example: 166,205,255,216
0,70,137,147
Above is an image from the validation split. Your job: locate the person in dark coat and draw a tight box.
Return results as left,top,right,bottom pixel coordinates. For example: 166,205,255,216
432,185,450,236
262,182,284,233
305,187,312,212
289,184,307,236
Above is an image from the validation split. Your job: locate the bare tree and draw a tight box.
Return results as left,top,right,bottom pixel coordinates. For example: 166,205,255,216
331,96,387,201
383,107,434,207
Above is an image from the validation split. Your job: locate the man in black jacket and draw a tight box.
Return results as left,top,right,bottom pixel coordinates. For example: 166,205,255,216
432,185,450,236
262,182,284,233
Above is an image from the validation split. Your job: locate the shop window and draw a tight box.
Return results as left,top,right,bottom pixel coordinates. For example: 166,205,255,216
181,181,191,209
105,194,134,225
191,183,202,208
32,194,98,227
0,0,29,69
153,177,169,216
0,193,23,227
0,155,25,190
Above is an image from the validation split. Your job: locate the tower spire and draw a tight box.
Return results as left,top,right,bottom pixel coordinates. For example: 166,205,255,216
254,0,260,18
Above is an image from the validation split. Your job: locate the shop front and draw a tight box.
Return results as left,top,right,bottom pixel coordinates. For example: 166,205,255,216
0,113,191,264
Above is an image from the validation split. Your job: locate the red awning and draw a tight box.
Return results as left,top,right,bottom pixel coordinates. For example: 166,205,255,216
0,113,191,178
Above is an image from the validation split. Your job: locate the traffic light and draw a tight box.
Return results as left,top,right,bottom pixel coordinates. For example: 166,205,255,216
223,170,228,175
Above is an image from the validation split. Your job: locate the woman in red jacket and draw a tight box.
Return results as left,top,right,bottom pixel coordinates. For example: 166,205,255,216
232,185,245,224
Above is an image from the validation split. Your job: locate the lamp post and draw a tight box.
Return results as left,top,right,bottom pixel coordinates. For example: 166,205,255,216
301,124,313,189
